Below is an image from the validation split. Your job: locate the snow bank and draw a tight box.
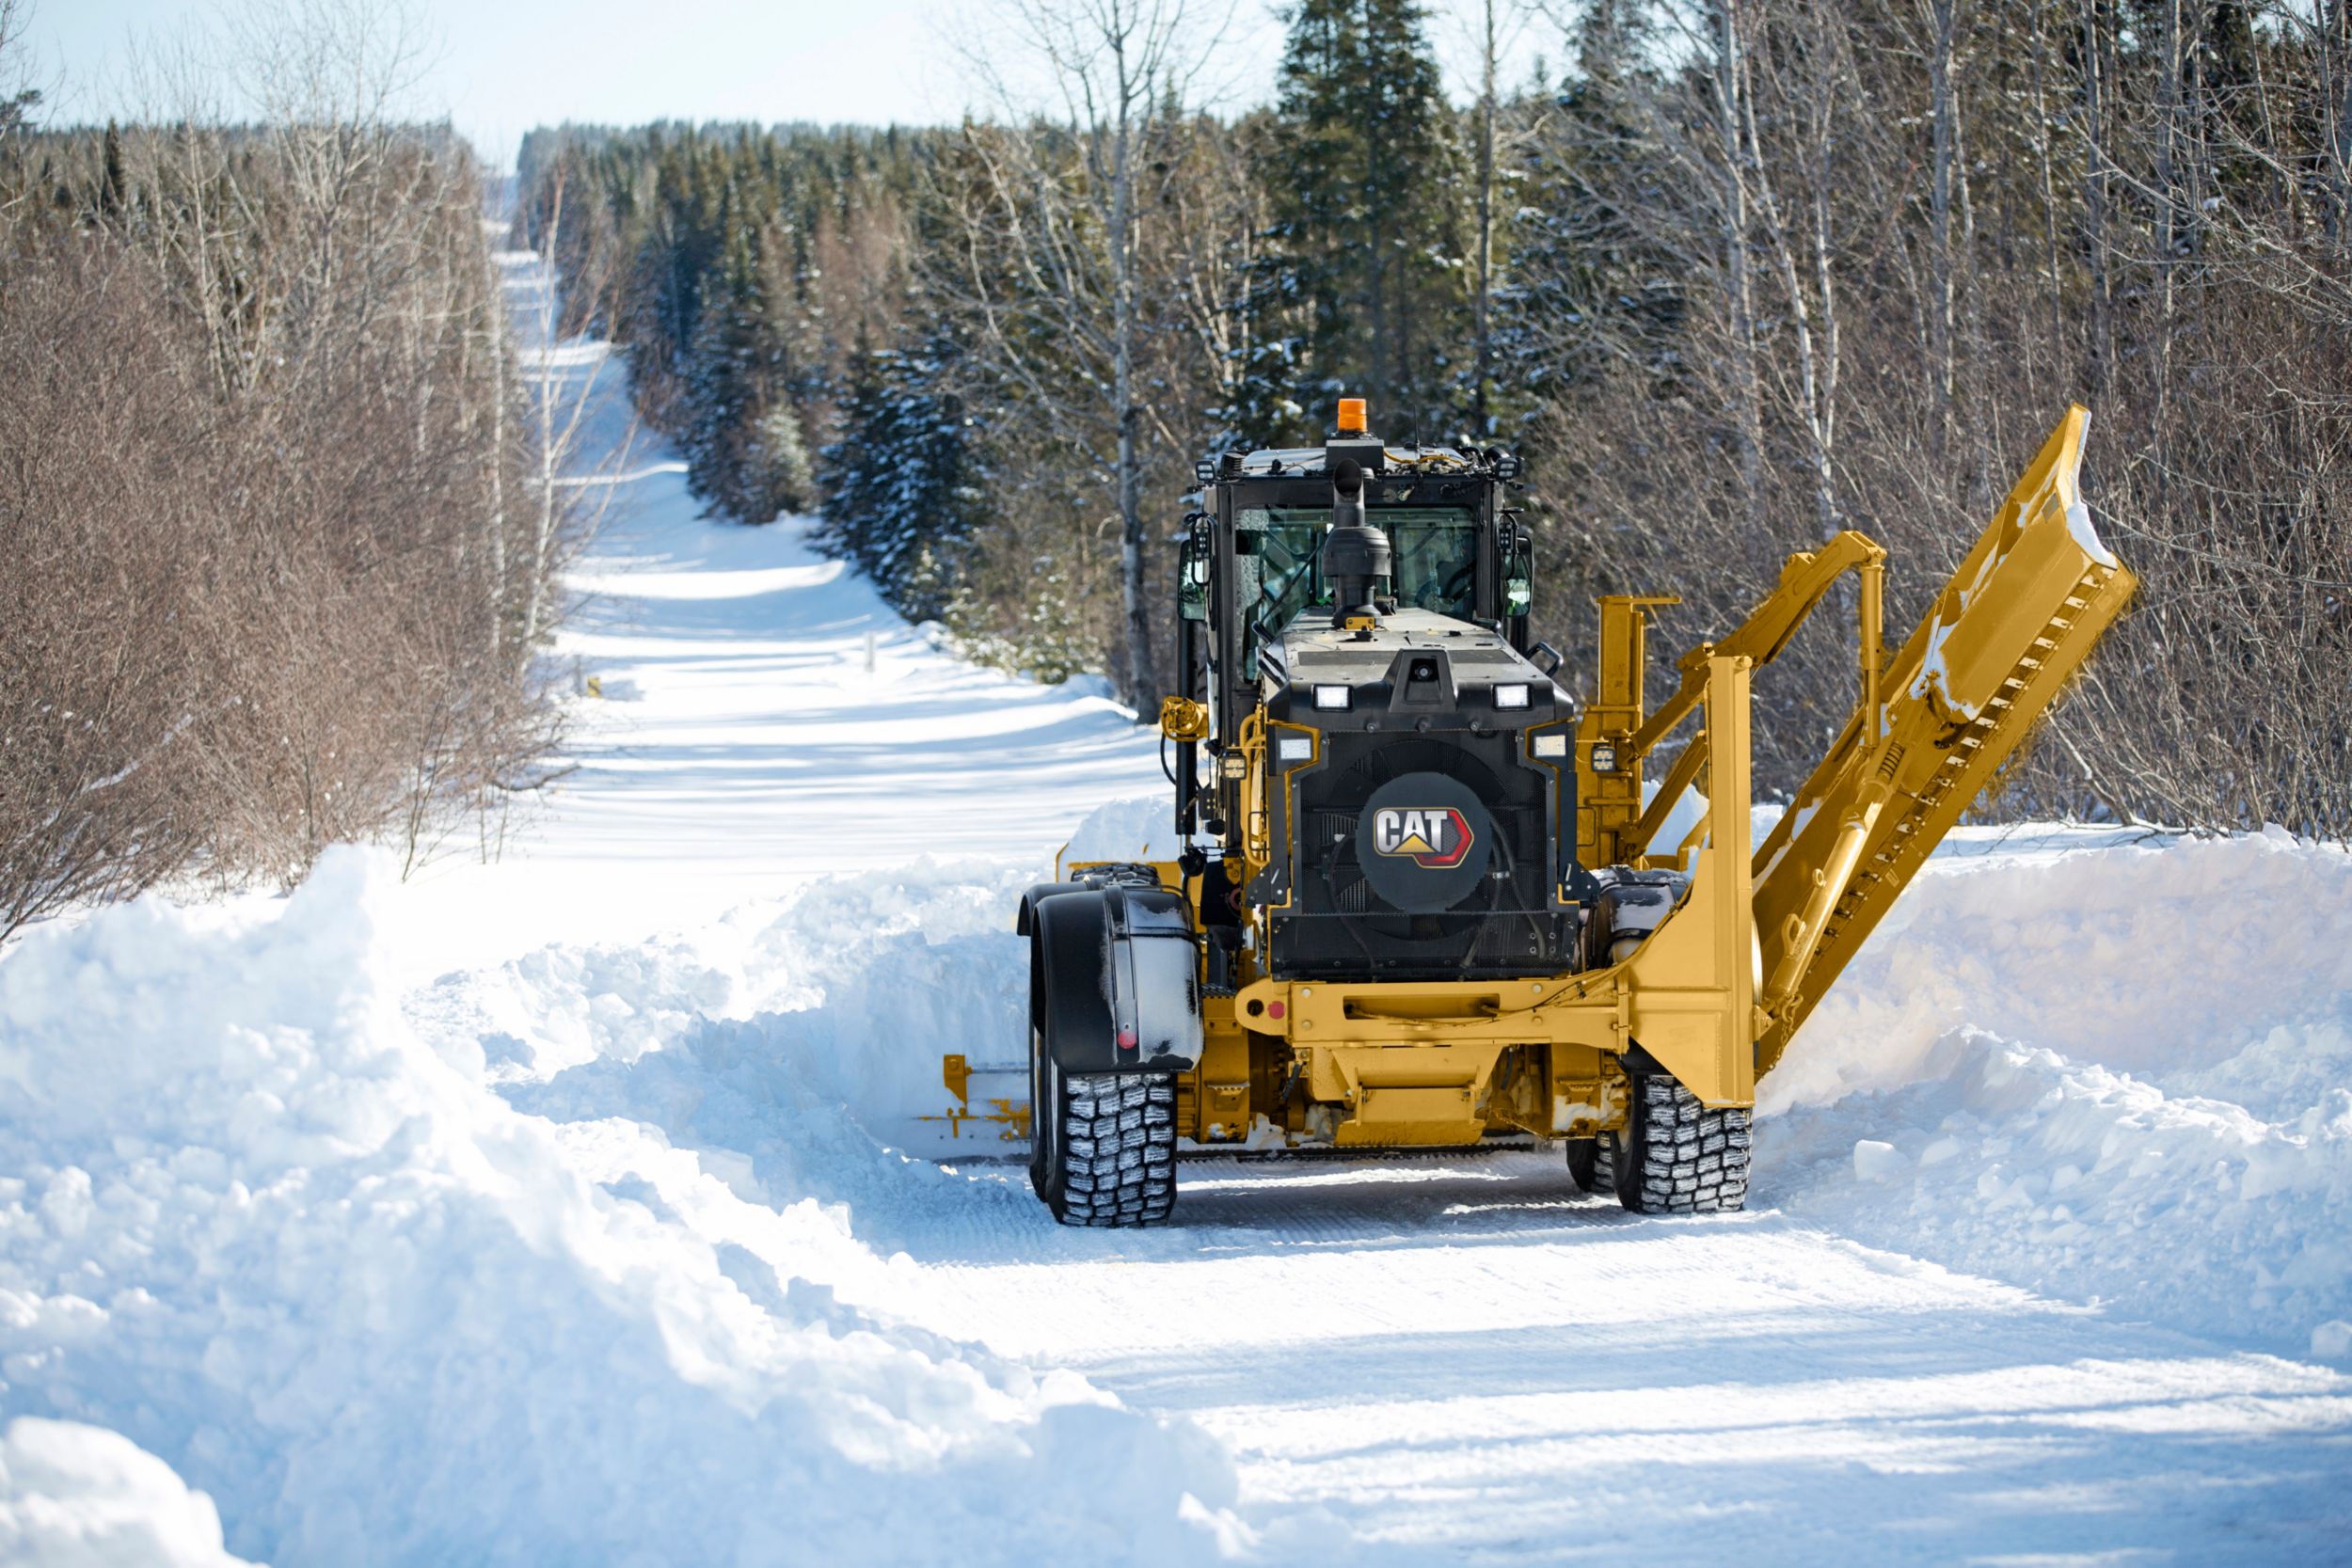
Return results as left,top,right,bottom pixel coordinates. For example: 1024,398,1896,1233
1061,793,1189,866
477,868,1055,1232
0,850,1237,1567
0,1418,256,1568
416,795,1202,1164
421,858,1040,1129
1766,828,2352,1109
1764,1026,2352,1356
1763,830,2352,1359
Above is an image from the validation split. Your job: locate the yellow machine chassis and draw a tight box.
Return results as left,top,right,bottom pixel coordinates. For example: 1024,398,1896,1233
930,408,2136,1150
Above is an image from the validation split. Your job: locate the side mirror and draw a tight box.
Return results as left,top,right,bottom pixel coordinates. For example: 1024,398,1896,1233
1179,534,1209,621
1506,533,1534,616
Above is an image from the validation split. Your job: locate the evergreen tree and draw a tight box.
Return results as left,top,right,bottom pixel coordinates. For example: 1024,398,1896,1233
751,404,817,517
96,120,126,221
1229,0,1469,448
1495,0,1682,416
680,211,796,522
0,83,36,141
816,326,983,621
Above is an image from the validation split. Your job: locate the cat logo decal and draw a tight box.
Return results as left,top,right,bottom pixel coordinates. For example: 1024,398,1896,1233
1370,806,1475,869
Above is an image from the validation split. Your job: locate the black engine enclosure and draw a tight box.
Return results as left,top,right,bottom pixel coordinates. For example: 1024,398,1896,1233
1248,610,1581,982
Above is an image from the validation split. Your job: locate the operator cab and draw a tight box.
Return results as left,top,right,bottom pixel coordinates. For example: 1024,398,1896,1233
1172,402,1581,985
1183,406,1534,692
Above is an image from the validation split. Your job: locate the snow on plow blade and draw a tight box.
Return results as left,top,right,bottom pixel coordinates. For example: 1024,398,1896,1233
1748,404,2137,1073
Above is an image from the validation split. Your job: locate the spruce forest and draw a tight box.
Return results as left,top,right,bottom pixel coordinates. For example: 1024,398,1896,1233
526,0,2346,839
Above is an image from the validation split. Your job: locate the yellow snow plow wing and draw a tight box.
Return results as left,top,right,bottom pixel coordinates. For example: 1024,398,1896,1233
1749,407,2135,1069
1585,405,2137,1078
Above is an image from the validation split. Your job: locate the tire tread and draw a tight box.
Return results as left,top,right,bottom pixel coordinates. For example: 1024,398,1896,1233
1616,1074,1751,1215
1051,1072,1177,1227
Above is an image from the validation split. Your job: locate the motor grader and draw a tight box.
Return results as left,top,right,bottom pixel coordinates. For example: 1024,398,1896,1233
940,398,2135,1227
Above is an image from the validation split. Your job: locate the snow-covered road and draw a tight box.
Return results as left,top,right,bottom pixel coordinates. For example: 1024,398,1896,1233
4,251,2348,1566
894,1154,2352,1560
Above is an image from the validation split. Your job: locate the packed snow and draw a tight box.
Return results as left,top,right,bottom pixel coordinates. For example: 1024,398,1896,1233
0,1418,254,1568
3,248,2348,1564
1763,825,2352,1359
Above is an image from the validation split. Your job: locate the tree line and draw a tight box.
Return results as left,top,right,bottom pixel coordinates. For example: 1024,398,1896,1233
522,0,2349,839
0,0,575,936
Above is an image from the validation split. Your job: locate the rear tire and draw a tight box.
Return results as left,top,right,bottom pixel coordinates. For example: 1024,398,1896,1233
1613,1072,1751,1214
1565,1136,1604,1193
1036,1069,1177,1227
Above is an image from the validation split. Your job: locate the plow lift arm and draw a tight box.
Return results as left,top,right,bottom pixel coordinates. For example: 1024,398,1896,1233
1598,404,2137,1078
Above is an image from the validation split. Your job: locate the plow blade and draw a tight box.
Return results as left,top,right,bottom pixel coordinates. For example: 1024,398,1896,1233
1750,405,2137,1074
916,1054,1029,1151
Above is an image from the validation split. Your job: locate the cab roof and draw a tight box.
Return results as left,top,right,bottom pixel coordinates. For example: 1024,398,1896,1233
1197,439,1523,486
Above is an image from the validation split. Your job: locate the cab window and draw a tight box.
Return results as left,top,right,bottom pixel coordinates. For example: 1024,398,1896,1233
1232,507,1480,673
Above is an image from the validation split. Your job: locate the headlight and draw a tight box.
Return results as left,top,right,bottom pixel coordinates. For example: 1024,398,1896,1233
1313,685,1350,710
1532,733,1568,759
1591,742,1619,772
1495,684,1530,709
1277,735,1314,765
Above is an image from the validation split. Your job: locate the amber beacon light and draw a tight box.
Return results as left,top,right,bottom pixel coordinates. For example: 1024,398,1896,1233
1336,397,1367,435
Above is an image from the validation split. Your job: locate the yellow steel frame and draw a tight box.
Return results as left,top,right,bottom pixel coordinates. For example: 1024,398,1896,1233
1227,651,1758,1123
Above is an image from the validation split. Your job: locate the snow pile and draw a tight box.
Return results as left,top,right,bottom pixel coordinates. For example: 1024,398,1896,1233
1764,826,2352,1108
1763,829,2352,1359
1061,793,1189,866
421,858,1040,1131
0,1419,257,1568
423,797,1196,1146
489,865,1050,1227
435,791,1271,1177
1766,1025,2352,1356
0,850,1237,1567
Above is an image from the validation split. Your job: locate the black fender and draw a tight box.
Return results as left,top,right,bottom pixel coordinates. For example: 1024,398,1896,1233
1028,883,1201,1076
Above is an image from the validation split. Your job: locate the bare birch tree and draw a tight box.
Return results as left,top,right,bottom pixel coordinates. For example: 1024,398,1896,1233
947,0,1234,706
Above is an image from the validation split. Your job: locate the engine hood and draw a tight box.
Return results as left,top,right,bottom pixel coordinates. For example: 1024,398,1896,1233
1259,608,1566,733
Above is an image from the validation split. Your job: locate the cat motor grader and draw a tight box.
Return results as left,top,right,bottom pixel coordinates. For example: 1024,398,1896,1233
937,399,2135,1226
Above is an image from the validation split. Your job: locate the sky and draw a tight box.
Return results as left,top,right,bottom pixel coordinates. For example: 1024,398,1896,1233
17,0,1565,173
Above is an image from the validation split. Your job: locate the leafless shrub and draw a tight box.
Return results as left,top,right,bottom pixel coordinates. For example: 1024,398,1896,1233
0,7,573,935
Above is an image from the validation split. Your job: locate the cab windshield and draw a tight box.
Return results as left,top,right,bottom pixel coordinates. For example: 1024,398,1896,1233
1232,506,1479,673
